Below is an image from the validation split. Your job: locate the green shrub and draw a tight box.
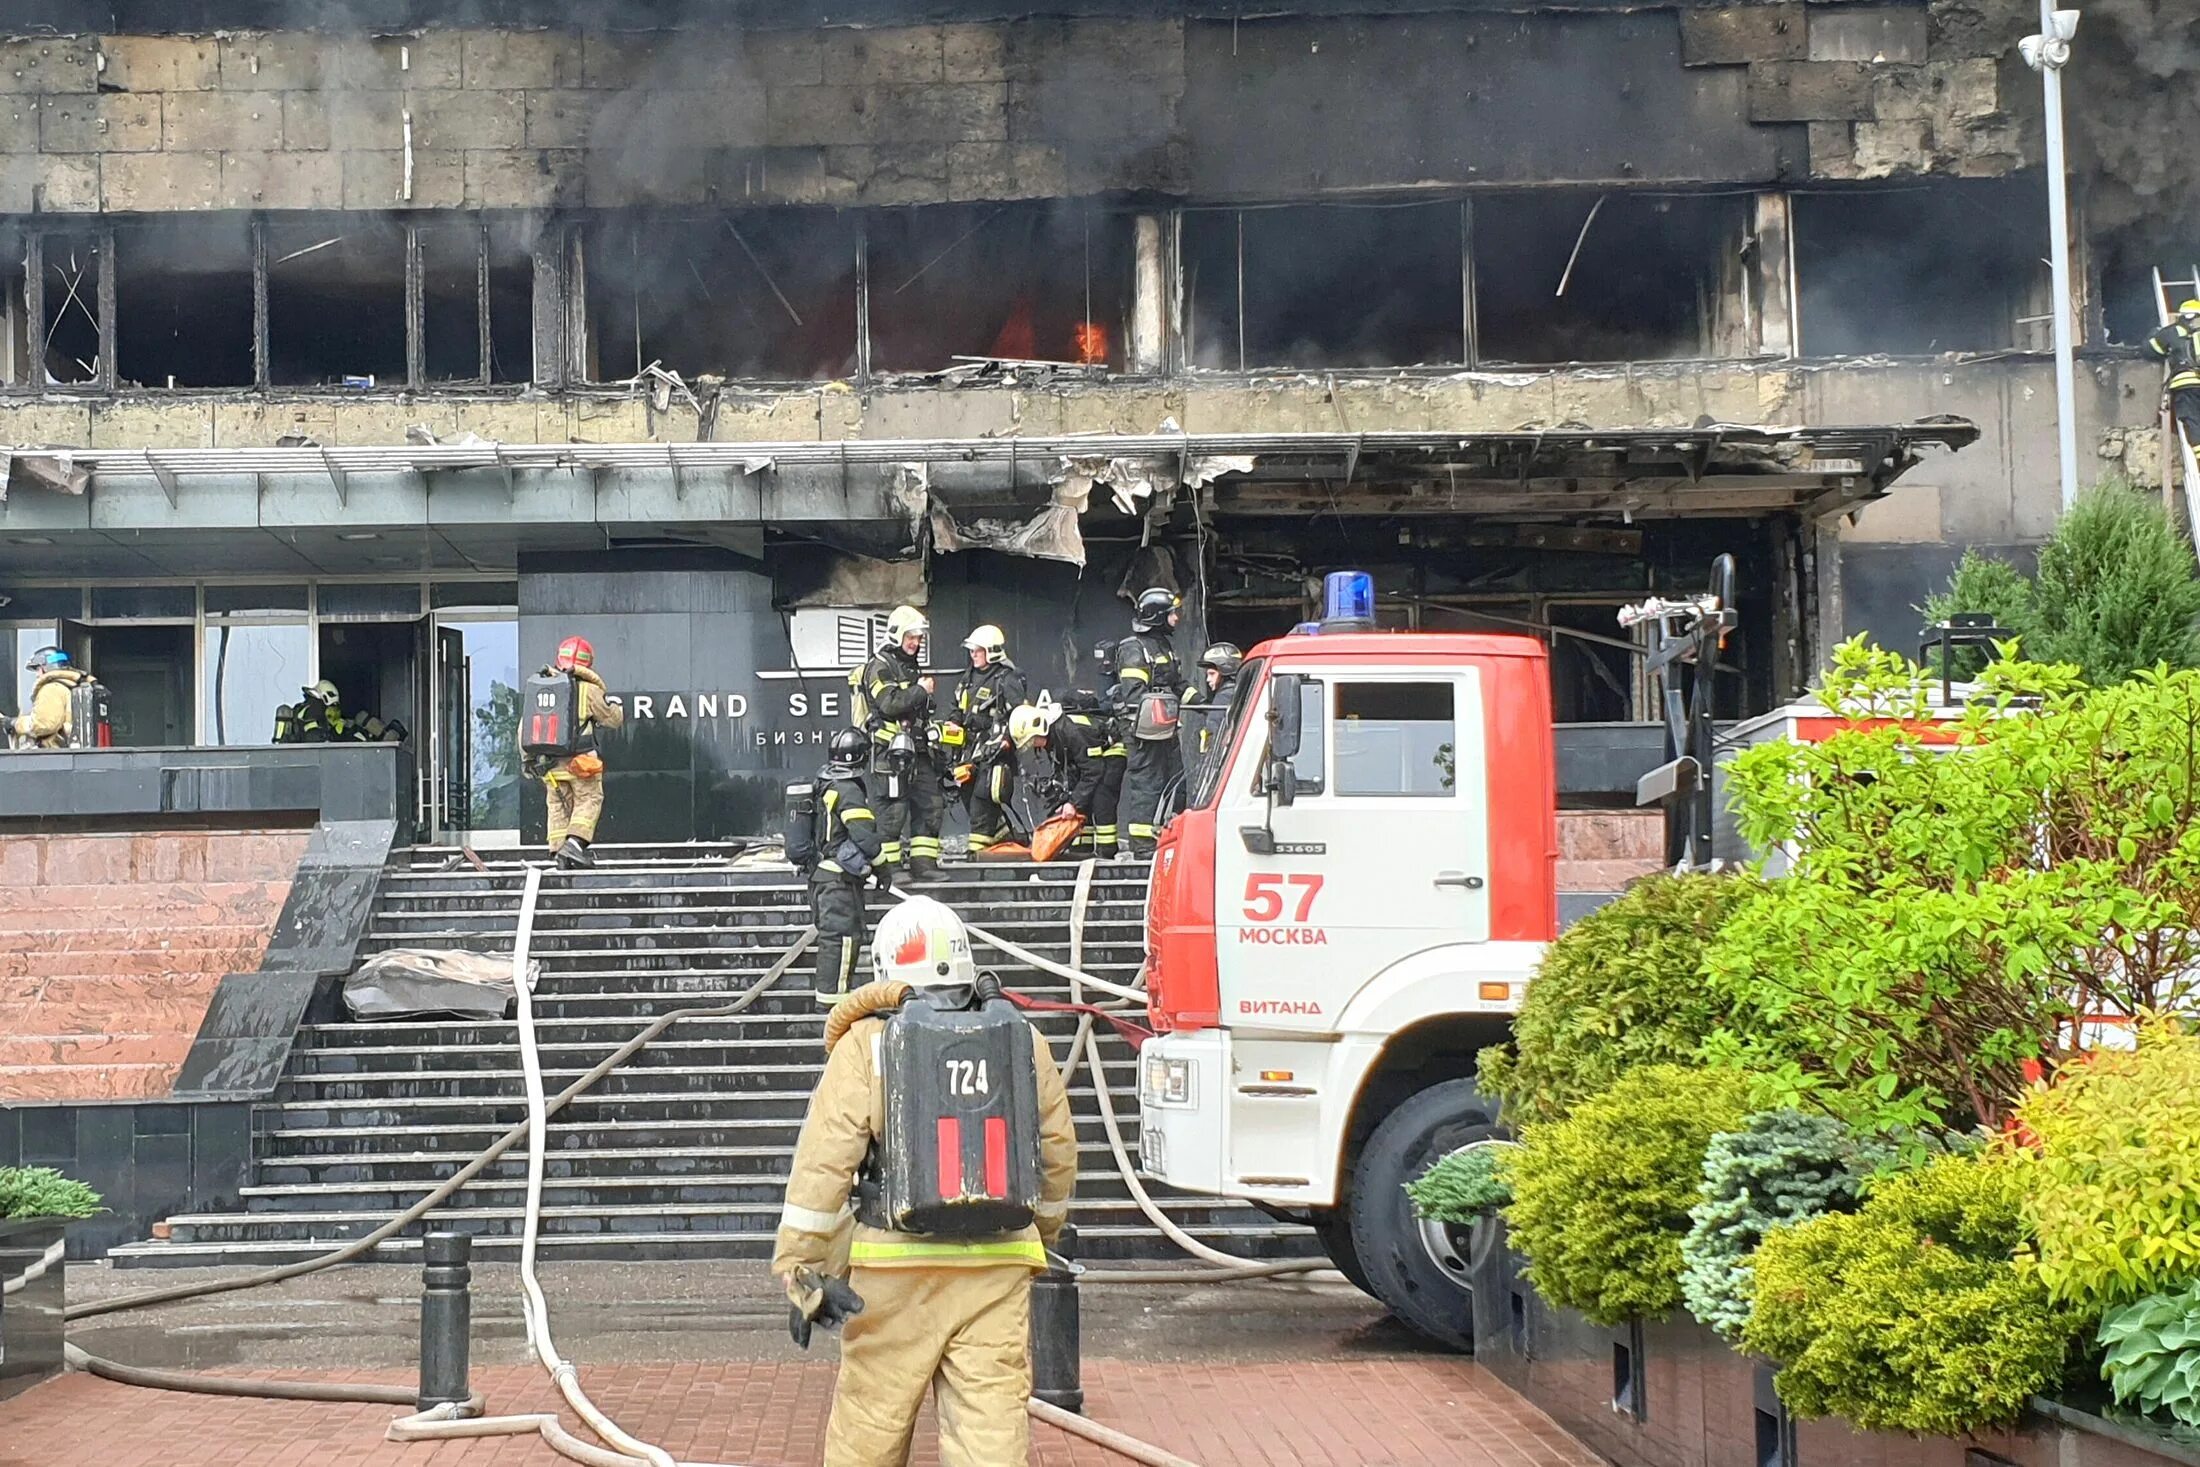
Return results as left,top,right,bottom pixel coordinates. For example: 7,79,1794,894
1478,874,1758,1127
1407,1142,1514,1224
1680,1109,1889,1342
1743,1150,2078,1434
1505,1065,1752,1326
2019,1025,2200,1312
1921,482,2200,687
2100,1280,2200,1429
0,1165,102,1220
1921,550,2036,681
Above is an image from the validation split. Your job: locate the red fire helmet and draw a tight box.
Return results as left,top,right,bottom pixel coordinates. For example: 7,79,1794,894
555,635,594,670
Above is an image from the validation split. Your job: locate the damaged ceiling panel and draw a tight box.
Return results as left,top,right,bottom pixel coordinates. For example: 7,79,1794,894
0,422,1977,576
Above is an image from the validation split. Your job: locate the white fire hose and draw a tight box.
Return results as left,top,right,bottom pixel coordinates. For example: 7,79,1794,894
62,855,1335,1467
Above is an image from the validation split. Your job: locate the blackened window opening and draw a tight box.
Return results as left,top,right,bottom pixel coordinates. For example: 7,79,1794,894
866,202,1129,373
419,221,486,384
114,217,255,389
1794,178,2045,356
1182,202,1465,370
1547,604,1639,723
583,209,860,383
266,216,407,388
38,231,103,385
486,219,535,385
1473,192,1746,366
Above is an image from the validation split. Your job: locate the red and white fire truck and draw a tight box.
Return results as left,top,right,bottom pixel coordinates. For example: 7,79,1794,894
1139,575,1558,1349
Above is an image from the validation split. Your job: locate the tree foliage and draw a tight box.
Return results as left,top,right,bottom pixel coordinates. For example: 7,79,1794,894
1922,482,2200,686
2019,1025,2200,1312
1478,874,1758,1127
1743,1150,2080,1435
1505,1065,1753,1326
1703,643,2200,1137
1680,1109,1889,1343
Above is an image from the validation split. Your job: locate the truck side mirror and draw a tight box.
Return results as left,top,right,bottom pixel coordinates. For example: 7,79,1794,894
1268,673,1302,760
1265,673,1302,808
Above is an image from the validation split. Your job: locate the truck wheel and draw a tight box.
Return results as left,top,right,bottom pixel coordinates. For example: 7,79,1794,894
1311,1210,1373,1296
1347,1078,1499,1352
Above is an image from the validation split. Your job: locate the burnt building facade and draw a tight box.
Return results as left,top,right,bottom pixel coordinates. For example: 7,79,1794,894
0,0,2176,842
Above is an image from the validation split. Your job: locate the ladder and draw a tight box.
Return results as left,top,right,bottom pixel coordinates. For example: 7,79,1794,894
2148,265,2200,554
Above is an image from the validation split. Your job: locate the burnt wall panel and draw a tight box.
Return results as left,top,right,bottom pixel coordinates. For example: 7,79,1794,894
1179,14,1805,197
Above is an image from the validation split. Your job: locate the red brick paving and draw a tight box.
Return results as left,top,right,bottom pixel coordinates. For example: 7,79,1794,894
0,1357,1597,1467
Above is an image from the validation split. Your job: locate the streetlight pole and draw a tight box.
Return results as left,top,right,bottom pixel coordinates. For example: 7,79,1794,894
2024,2,2083,513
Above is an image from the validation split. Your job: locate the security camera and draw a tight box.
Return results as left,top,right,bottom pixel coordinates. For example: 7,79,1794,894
2049,9,2081,42
2019,34,2047,69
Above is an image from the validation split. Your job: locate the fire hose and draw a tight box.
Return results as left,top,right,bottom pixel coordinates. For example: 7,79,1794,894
60,855,1328,1465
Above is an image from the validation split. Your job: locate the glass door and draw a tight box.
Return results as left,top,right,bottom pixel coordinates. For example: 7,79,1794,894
427,615,520,841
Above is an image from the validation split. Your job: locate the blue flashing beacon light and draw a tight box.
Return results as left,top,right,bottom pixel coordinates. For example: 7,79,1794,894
1321,570,1377,631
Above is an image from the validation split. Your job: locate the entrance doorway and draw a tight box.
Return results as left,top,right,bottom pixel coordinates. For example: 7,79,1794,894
70,622,193,746
427,616,520,841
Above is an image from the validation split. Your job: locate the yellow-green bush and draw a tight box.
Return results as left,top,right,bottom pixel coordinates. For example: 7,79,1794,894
1743,1150,2079,1434
1478,874,1758,1127
1505,1065,1752,1326
2020,1025,2200,1312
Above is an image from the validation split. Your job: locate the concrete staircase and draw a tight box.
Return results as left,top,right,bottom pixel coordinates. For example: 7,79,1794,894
110,844,1311,1268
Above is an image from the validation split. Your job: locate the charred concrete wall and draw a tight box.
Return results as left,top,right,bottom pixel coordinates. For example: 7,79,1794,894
0,8,2029,214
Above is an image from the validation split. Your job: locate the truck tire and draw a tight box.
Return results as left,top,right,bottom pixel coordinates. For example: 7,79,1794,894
1311,1210,1373,1296
1346,1078,1499,1352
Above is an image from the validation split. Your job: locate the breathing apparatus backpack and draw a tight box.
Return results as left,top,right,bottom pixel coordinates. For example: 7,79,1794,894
520,668,583,758
783,781,820,872
67,676,112,749
858,983,1043,1237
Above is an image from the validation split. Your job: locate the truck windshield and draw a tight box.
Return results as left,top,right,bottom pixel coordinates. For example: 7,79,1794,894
1187,657,1264,809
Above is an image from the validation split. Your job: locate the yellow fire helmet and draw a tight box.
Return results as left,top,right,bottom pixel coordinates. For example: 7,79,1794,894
1008,698,1059,750
2182,300,2200,316
871,895,977,989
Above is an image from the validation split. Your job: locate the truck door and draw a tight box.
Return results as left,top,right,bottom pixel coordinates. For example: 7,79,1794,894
1212,667,1491,1032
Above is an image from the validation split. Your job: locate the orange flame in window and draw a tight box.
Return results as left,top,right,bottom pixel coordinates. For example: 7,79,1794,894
1073,321,1109,365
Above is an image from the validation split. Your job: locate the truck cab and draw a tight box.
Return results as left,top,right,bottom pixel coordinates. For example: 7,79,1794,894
1139,606,1558,1349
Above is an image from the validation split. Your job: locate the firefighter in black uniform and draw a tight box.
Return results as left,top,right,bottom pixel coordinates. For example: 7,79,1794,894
807,727,888,1007
1182,641,1243,760
851,605,945,881
952,624,1029,857
2151,299,2200,448
1114,587,1187,857
1010,698,1113,857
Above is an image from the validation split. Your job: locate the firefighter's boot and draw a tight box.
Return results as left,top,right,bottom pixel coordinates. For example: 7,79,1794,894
556,836,595,870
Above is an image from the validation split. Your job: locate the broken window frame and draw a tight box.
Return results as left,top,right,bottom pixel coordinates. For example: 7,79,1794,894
410,216,492,389
8,226,115,393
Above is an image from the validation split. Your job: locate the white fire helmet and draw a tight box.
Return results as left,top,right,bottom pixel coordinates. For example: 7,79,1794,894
872,895,978,990
884,605,930,644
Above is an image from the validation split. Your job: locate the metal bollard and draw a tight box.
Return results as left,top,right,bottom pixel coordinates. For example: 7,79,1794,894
1030,1223,1084,1414
417,1232,474,1411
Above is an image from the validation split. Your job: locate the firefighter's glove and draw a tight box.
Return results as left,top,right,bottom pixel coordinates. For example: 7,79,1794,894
953,763,975,786
786,1267,865,1350
872,863,895,891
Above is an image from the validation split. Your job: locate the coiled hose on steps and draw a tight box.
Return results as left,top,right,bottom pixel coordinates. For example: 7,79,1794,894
59,856,1336,1465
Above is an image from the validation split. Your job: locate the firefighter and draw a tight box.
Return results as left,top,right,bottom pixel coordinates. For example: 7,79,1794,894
773,896,1078,1467
11,646,87,750
1114,587,1187,857
2151,299,2200,448
1183,641,1243,758
808,727,889,1007
291,680,353,742
952,624,1028,857
534,635,623,870
1009,698,1119,857
851,606,944,881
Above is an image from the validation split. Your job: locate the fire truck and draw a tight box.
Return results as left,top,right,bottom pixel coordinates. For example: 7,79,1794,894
1139,573,1557,1350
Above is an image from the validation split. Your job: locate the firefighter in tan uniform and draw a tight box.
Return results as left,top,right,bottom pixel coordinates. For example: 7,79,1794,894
536,635,624,870
11,646,86,749
773,896,1079,1467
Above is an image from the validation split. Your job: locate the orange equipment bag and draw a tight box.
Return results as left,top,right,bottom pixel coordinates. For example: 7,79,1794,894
1030,812,1085,863
567,752,606,779
974,842,1032,861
